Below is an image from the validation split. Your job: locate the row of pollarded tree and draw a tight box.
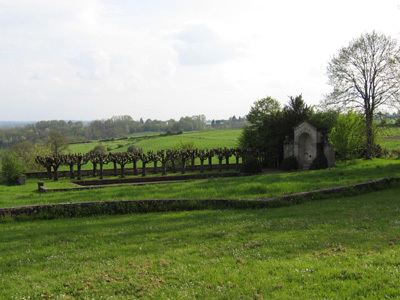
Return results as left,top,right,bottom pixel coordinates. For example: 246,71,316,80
35,148,255,181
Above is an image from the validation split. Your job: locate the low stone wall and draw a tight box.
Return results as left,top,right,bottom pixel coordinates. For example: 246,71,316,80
1,178,398,219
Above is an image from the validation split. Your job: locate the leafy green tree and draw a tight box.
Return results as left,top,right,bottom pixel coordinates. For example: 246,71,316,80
47,131,69,155
282,94,313,139
1,151,25,185
326,31,400,159
11,141,49,172
239,96,283,166
329,110,364,166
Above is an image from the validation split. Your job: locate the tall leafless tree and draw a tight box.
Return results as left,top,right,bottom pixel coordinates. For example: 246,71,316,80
326,31,400,158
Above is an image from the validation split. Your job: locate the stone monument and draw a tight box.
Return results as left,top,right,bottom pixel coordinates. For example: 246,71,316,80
283,121,335,170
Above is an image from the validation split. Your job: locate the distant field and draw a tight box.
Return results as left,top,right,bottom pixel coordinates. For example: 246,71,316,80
68,129,241,154
377,126,400,151
1,187,399,299
64,130,242,170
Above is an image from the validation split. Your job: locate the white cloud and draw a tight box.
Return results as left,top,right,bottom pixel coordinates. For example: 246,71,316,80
0,0,399,121
172,24,237,66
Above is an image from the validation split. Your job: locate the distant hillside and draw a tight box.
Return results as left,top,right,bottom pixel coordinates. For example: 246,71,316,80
0,121,35,128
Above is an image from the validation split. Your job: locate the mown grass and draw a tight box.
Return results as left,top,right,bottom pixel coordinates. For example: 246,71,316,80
1,187,399,299
1,158,399,208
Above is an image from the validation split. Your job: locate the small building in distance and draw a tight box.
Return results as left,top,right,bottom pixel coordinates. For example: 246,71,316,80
283,121,335,170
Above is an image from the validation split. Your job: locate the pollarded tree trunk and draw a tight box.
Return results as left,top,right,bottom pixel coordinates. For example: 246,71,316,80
142,162,146,177
208,157,213,171
218,158,223,172
191,157,195,171
120,164,126,178
46,166,52,179
181,158,186,174
133,161,138,175
53,166,59,181
153,161,158,174
225,157,230,170
69,164,75,179
365,110,374,159
113,161,118,176
200,159,205,173
92,162,97,177
171,160,176,173
99,163,104,179
77,165,82,180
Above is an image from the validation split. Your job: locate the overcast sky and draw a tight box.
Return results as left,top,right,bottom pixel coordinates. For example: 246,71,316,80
1,0,399,121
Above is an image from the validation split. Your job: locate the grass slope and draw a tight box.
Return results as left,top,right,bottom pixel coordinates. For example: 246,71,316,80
68,129,241,154
1,187,399,299
1,158,399,208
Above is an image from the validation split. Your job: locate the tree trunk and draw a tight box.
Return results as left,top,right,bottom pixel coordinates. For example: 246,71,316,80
133,161,138,175
200,160,204,173
225,157,230,170
142,162,146,177
46,166,52,180
208,157,213,171
53,166,59,181
162,162,166,175
171,160,176,173
113,161,118,176
99,164,104,179
69,164,75,179
365,110,374,159
191,157,195,171
92,162,97,177
181,158,186,174
120,164,125,178
219,158,223,172
77,165,82,180
235,157,240,170
153,161,158,174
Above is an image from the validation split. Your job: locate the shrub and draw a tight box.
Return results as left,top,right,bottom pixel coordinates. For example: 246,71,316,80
127,145,137,152
1,151,26,185
90,144,107,154
280,156,298,171
240,156,262,174
309,153,328,170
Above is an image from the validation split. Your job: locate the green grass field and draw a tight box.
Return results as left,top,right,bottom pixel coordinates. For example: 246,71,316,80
1,187,399,299
68,129,241,154
2,129,400,298
377,126,400,151
1,158,399,208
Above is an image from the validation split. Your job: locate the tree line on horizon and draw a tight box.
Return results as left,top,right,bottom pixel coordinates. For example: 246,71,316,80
0,114,246,149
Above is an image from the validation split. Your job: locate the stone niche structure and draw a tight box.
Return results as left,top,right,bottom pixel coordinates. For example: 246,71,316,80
283,121,335,170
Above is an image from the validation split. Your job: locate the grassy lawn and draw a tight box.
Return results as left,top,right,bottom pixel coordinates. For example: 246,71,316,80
1,158,399,208
1,187,399,299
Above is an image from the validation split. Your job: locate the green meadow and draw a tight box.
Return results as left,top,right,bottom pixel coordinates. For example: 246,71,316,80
1,187,399,299
68,129,241,154
1,128,400,298
1,158,399,208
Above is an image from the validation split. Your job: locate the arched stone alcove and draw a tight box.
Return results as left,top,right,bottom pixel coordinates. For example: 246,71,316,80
284,121,335,170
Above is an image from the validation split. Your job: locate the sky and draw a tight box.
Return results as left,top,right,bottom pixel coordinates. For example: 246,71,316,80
0,0,399,122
